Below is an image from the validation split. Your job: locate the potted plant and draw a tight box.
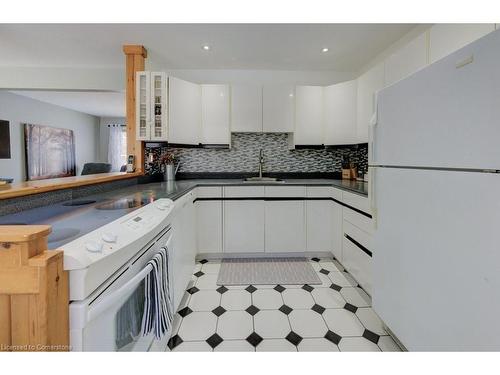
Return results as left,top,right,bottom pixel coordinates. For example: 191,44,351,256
160,151,179,181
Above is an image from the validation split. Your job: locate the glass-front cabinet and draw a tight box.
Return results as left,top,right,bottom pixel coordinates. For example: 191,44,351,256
135,71,168,141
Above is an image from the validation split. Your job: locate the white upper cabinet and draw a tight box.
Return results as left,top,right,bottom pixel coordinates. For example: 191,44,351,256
294,85,324,145
263,84,295,133
357,61,385,143
168,76,201,145
231,84,263,132
324,80,358,145
136,71,168,141
385,32,428,86
429,24,496,63
201,84,230,145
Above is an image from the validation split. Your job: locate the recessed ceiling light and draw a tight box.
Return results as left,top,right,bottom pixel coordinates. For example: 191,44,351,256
202,45,211,51
322,47,329,53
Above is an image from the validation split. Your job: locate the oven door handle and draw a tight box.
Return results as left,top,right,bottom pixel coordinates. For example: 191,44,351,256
87,236,173,323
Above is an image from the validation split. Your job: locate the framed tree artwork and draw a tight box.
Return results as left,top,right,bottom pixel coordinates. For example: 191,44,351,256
0,120,10,159
24,123,76,180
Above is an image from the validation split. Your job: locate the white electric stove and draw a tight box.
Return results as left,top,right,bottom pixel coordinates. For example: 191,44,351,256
64,198,178,351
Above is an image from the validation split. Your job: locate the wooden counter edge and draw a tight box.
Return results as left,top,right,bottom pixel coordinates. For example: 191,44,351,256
0,225,52,242
0,171,143,200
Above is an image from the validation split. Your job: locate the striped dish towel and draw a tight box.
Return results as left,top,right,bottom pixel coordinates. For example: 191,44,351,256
141,247,174,339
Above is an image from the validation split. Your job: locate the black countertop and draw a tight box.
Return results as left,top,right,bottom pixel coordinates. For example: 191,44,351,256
0,178,367,249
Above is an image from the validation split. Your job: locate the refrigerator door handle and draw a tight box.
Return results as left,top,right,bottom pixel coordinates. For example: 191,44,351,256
369,114,377,164
369,167,377,228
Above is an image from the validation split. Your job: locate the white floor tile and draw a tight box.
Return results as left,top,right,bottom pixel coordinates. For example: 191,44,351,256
328,271,358,287
282,288,315,309
188,290,221,311
214,340,255,352
195,274,219,289
332,260,345,271
313,273,333,287
322,309,365,337
254,310,291,339
319,261,343,272
297,338,339,352
378,336,402,352
171,314,183,336
311,288,346,308
216,310,254,340
256,339,297,352
177,311,217,341
288,309,328,338
252,289,283,309
220,289,252,310
340,287,371,307
339,337,380,352
193,264,202,273
172,341,213,352
310,262,322,271
201,263,221,274
176,292,191,312
356,308,387,335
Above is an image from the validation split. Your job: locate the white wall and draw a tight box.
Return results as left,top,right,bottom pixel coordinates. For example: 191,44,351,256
98,117,127,163
0,67,124,91
0,91,99,182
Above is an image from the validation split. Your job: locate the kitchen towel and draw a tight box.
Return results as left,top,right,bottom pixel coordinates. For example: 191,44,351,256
141,246,174,339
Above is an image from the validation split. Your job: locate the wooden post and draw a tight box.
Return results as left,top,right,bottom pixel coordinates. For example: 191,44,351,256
123,45,147,173
0,226,69,351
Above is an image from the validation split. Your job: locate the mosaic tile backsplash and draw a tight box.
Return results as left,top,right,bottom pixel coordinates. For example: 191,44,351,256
145,133,368,176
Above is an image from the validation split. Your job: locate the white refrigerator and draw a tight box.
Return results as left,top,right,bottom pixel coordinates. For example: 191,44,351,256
370,29,500,351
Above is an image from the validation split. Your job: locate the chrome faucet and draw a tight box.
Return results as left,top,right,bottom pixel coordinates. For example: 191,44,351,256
258,149,264,178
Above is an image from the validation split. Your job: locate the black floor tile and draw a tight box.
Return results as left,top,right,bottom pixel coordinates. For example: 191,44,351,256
279,304,293,315
285,331,303,346
167,335,183,350
362,329,380,344
324,330,341,345
344,302,358,313
246,332,263,347
212,306,227,317
178,306,193,318
206,333,224,349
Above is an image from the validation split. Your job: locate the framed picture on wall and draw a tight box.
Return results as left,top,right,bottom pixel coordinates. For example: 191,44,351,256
24,123,76,180
0,120,10,159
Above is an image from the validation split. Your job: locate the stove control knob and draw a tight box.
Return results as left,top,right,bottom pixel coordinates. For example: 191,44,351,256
85,241,103,253
102,233,117,243
157,202,170,210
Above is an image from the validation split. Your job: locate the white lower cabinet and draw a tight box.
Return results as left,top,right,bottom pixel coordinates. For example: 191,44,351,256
342,208,374,295
265,201,306,253
223,201,265,253
342,233,372,295
172,191,197,307
331,201,343,261
306,200,331,252
196,187,223,254
305,187,332,252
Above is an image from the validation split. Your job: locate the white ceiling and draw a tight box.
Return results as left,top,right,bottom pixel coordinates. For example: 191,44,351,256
10,90,125,117
0,24,417,71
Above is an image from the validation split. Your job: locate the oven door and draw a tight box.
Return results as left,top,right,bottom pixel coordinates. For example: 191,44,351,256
70,229,173,352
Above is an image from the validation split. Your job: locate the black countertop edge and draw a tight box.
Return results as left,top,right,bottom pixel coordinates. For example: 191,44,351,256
140,171,344,182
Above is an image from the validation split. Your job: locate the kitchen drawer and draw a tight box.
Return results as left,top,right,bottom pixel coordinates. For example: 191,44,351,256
306,186,334,198
343,220,373,252
342,190,370,214
343,206,374,235
224,186,265,197
342,234,372,295
265,185,306,197
196,186,222,198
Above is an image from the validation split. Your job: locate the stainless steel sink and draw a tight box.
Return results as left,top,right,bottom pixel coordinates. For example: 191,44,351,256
243,177,285,183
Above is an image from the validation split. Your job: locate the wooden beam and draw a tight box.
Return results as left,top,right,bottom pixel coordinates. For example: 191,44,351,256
123,45,147,58
0,228,69,351
123,44,147,173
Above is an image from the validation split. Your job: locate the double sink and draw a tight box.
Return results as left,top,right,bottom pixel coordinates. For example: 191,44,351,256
242,177,285,184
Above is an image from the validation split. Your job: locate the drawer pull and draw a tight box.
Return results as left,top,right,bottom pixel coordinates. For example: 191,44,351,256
344,234,372,257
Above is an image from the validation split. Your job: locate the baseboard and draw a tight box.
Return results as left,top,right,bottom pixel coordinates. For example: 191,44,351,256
196,251,334,261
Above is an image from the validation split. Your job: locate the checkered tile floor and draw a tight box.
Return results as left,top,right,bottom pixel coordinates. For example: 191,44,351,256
166,258,402,352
